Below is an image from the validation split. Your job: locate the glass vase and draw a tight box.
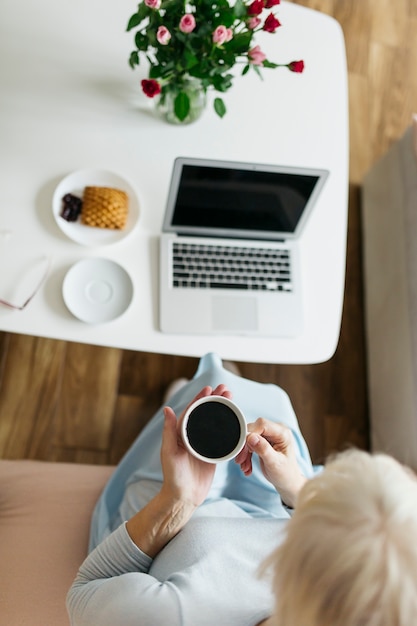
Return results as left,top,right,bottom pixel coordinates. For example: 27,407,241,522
156,77,207,125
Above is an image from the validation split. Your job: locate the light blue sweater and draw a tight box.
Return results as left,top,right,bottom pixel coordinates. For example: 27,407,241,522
67,353,319,626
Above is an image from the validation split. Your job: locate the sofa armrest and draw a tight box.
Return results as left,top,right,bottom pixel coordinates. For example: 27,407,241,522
0,460,113,626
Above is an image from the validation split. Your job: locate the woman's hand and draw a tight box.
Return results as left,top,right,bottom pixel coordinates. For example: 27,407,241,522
126,384,232,558
235,418,307,508
160,383,233,508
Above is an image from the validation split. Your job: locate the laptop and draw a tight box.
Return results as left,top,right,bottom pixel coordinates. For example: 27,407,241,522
159,157,328,337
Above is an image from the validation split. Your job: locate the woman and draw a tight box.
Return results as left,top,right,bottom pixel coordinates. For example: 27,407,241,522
67,352,316,625
264,448,417,626
67,353,417,625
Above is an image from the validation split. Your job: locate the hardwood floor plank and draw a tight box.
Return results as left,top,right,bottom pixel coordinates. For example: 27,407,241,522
324,185,370,453
411,0,417,18
291,0,335,15
324,412,366,455
404,18,417,89
368,41,417,161
370,0,409,47
0,334,66,459
348,73,372,184
119,351,198,399
275,363,331,463
53,343,122,452
333,0,372,76
0,331,10,384
368,42,397,159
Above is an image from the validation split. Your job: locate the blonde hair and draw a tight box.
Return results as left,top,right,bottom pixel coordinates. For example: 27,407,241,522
265,449,417,626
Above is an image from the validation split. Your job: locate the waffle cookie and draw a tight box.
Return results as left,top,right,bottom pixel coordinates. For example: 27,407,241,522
81,186,129,230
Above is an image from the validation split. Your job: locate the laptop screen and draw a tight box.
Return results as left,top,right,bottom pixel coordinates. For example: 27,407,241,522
163,157,329,241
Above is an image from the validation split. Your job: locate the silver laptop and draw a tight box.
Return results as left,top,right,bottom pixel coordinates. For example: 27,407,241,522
159,157,328,337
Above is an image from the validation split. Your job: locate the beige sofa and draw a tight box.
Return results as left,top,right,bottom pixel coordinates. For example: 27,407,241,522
362,117,417,470
0,460,113,625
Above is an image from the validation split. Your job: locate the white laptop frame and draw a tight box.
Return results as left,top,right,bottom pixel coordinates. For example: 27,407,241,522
162,156,329,242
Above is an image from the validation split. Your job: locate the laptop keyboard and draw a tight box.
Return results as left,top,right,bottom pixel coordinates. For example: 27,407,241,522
171,242,293,292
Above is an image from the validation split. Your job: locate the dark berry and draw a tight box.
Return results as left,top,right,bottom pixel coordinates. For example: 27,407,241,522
61,193,83,222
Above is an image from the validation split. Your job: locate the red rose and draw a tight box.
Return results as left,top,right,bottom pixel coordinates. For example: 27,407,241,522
288,60,304,73
141,78,161,98
265,0,280,6
263,13,281,32
247,0,264,16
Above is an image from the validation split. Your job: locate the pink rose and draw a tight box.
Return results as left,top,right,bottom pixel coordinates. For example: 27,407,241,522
263,13,281,32
212,25,228,45
144,0,161,8
141,79,161,98
248,45,266,66
247,0,264,16
248,16,261,29
225,28,233,42
287,60,304,73
179,14,196,33
157,25,171,45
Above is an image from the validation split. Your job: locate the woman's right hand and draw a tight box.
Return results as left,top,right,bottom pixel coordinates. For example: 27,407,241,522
161,383,232,509
235,418,307,508
126,384,232,558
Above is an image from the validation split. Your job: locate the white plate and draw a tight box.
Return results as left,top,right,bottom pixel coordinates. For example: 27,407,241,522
53,169,140,246
63,258,134,323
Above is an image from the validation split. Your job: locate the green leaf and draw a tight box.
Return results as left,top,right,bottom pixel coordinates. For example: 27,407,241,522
215,9,235,28
233,0,247,19
242,64,250,76
263,60,280,69
212,73,233,92
188,65,206,79
184,49,199,71
135,32,149,51
252,64,263,79
219,50,237,68
161,0,180,12
127,4,148,31
174,91,190,121
129,50,140,68
151,60,175,79
149,64,163,78
214,97,227,118
127,13,142,31
226,31,252,54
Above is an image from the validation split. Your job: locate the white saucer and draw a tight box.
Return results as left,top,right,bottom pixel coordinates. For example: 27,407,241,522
63,258,134,323
53,169,140,246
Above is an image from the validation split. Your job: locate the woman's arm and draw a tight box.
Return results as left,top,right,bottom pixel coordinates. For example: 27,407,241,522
125,489,196,558
126,383,232,557
68,384,233,626
235,419,307,509
67,523,180,626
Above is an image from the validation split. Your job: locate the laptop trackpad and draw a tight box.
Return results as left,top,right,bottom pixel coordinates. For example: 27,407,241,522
211,296,258,331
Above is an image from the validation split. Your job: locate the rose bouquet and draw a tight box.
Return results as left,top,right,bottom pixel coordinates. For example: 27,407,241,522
127,0,304,122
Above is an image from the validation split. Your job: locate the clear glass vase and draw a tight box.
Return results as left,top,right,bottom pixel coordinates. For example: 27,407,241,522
156,77,207,125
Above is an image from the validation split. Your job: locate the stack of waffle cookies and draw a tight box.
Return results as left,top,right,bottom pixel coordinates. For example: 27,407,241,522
81,186,128,230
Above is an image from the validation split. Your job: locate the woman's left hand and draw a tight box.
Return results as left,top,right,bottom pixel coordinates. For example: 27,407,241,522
161,384,232,508
235,418,307,508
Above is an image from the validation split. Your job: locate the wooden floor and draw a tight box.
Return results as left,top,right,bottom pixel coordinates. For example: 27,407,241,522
1,0,417,466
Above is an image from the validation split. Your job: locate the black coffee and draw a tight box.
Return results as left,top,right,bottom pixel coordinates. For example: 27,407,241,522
186,401,241,459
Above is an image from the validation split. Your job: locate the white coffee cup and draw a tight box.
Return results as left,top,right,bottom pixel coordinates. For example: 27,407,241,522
181,395,247,463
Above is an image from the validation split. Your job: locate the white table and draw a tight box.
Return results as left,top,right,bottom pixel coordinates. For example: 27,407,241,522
0,0,348,364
